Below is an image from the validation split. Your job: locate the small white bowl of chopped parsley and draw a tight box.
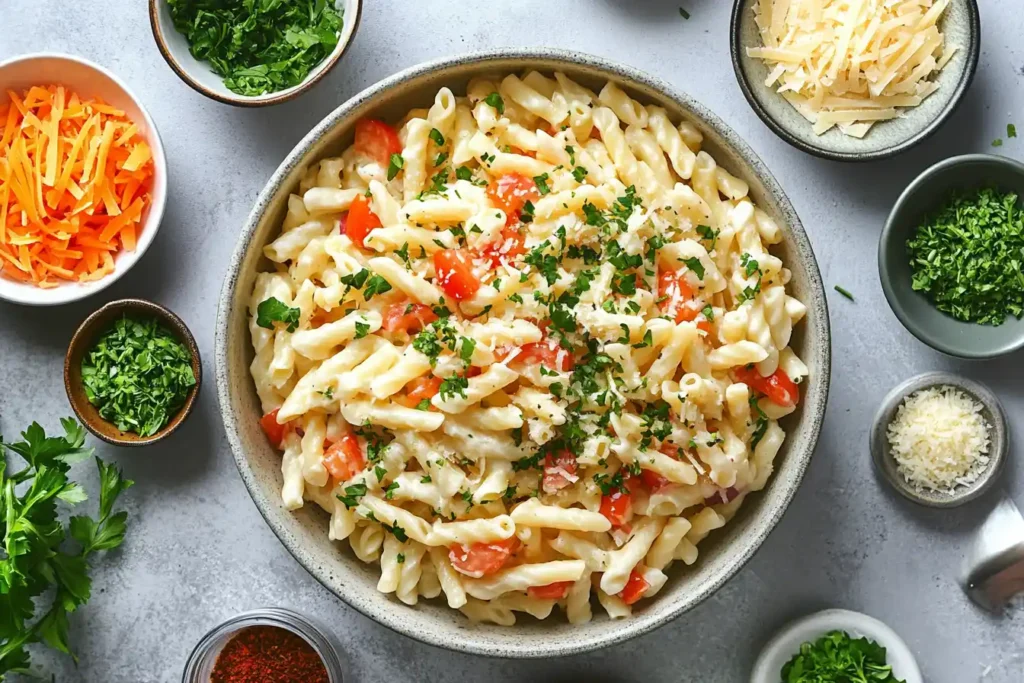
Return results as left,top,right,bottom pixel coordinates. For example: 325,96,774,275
751,609,923,683
880,153,1024,358
149,0,362,106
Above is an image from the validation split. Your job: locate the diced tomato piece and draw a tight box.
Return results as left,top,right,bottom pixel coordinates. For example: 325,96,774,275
434,249,481,300
479,223,526,266
260,409,288,449
346,194,382,248
382,302,438,335
405,375,442,403
640,469,671,492
528,581,574,600
542,450,578,494
486,173,539,224
517,340,574,372
354,118,402,166
619,568,650,605
600,489,633,528
735,366,800,408
449,537,519,578
659,269,707,325
323,433,365,483
466,365,482,378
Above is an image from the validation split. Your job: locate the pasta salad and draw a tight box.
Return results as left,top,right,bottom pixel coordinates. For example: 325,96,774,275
247,71,808,625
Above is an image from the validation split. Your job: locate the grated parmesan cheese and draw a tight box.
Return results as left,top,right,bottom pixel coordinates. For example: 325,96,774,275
746,0,957,138
886,386,990,493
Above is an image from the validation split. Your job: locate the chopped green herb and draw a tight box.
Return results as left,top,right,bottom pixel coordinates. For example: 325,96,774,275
992,138,1004,147
833,285,855,301
572,166,589,183
483,92,505,115
415,399,432,411
696,224,719,251
166,0,343,97
387,152,404,181
534,173,551,195
340,268,370,290
701,304,715,320
682,256,705,280
459,336,476,364
433,152,449,167
678,6,690,19
781,630,904,683
429,128,445,146
439,374,469,400
1009,123,1018,139
384,481,400,500
257,297,301,332
396,553,405,564
354,320,370,339
337,483,368,509
907,187,1024,325
363,273,393,300
420,475,432,484
80,317,197,436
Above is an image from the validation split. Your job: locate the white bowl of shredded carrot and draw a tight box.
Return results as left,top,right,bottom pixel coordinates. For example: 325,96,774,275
0,52,167,306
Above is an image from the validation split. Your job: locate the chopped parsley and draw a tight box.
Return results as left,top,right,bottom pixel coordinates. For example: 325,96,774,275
387,152,404,181
256,297,300,332
682,256,705,280
337,483,368,509
833,285,855,301
678,6,690,19
354,320,370,339
534,173,551,195
363,273,393,300
483,92,505,115
439,374,469,400
429,128,445,146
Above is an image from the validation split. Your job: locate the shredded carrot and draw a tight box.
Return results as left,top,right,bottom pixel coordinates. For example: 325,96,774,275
0,84,154,287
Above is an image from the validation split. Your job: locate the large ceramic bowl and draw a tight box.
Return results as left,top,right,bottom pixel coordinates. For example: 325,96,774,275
215,49,831,658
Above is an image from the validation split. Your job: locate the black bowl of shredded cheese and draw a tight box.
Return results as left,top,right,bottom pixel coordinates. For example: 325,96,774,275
871,372,1007,507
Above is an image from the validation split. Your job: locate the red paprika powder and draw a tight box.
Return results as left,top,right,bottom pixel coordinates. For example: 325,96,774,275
210,625,329,683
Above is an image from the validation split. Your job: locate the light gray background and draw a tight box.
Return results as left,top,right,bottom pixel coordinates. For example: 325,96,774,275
2,1,1023,681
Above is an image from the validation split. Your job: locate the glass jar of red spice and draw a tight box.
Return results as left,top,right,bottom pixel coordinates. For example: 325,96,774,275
182,608,345,683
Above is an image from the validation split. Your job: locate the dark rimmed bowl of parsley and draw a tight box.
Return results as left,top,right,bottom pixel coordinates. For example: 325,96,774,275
65,299,202,446
880,154,1024,359
149,0,362,107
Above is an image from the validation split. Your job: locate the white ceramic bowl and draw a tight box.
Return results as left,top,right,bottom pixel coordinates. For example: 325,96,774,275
0,53,167,306
149,0,362,107
215,49,832,658
751,609,923,683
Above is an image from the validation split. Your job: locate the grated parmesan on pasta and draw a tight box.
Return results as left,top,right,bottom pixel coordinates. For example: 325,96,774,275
886,386,990,493
746,0,957,138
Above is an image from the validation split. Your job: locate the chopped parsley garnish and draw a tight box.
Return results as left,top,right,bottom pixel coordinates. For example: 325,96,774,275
433,151,449,167
387,152,404,181
459,336,476,364
701,304,715,320
80,317,198,436
520,200,536,223
396,553,406,564
439,374,469,400
337,483,368,509
429,128,445,146
340,268,370,289
387,523,408,542
483,92,505,114
696,224,719,250
524,241,559,285
740,252,759,278
992,138,1004,148
1009,123,1018,139
363,273,393,300
354,320,370,339
415,399,432,411
455,165,474,181
534,173,551,195
632,330,654,349
781,631,904,683
572,165,589,183
833,285,855,301
257,297,301,332
682,256,705,280
678,6,690,19
384,481,400,500
165,0,343,97
907,187,1024,325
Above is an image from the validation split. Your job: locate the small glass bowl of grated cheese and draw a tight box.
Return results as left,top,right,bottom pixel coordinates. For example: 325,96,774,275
871,372,1007,507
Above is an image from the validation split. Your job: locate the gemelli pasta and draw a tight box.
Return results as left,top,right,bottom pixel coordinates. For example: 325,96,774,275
247,71,809,624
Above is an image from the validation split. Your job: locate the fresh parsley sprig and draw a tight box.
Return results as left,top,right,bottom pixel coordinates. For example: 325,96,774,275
0,419,133,678
781,630,904,683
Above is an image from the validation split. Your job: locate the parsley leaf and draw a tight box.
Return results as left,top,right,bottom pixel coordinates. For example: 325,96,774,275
363,274,393,300
439,374,469,400
682,256,705,280
484,92,505,114
354,320,370,339
533,173,551,195
337,483,368,509
781,630,904,683
429,128,445,146
387,153,404,181
257,297,301,332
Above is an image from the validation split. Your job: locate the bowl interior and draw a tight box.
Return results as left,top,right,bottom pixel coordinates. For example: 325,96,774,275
732,0,978,159
65,299,202,446
217,51,831,657
152,0,360,105
869,372,1007,508
0,54,167,306
879,155,1024,358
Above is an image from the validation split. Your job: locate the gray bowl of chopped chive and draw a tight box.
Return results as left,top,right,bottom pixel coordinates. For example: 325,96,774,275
870,372,1007,508
65,299,202,446
149,0,362,107
880,154,1024,359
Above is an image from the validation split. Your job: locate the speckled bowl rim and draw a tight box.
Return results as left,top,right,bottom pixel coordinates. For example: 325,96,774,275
870,372,1008,508
728,0,981,162
148,0,363,107
879,153,1024,359
215,48,832,658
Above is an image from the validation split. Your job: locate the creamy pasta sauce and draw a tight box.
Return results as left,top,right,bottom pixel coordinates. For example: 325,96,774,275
247,71,808,624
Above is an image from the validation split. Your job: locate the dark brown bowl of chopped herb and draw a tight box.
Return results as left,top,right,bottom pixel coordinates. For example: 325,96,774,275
149,0,362,107
64,299,202,446
880,153,1024,359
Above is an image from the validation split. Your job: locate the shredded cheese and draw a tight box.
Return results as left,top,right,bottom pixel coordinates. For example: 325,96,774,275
886,386,990,493
746,0,956,138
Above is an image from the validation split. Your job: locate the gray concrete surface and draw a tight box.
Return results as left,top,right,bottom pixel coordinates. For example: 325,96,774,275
2,1,1023,681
